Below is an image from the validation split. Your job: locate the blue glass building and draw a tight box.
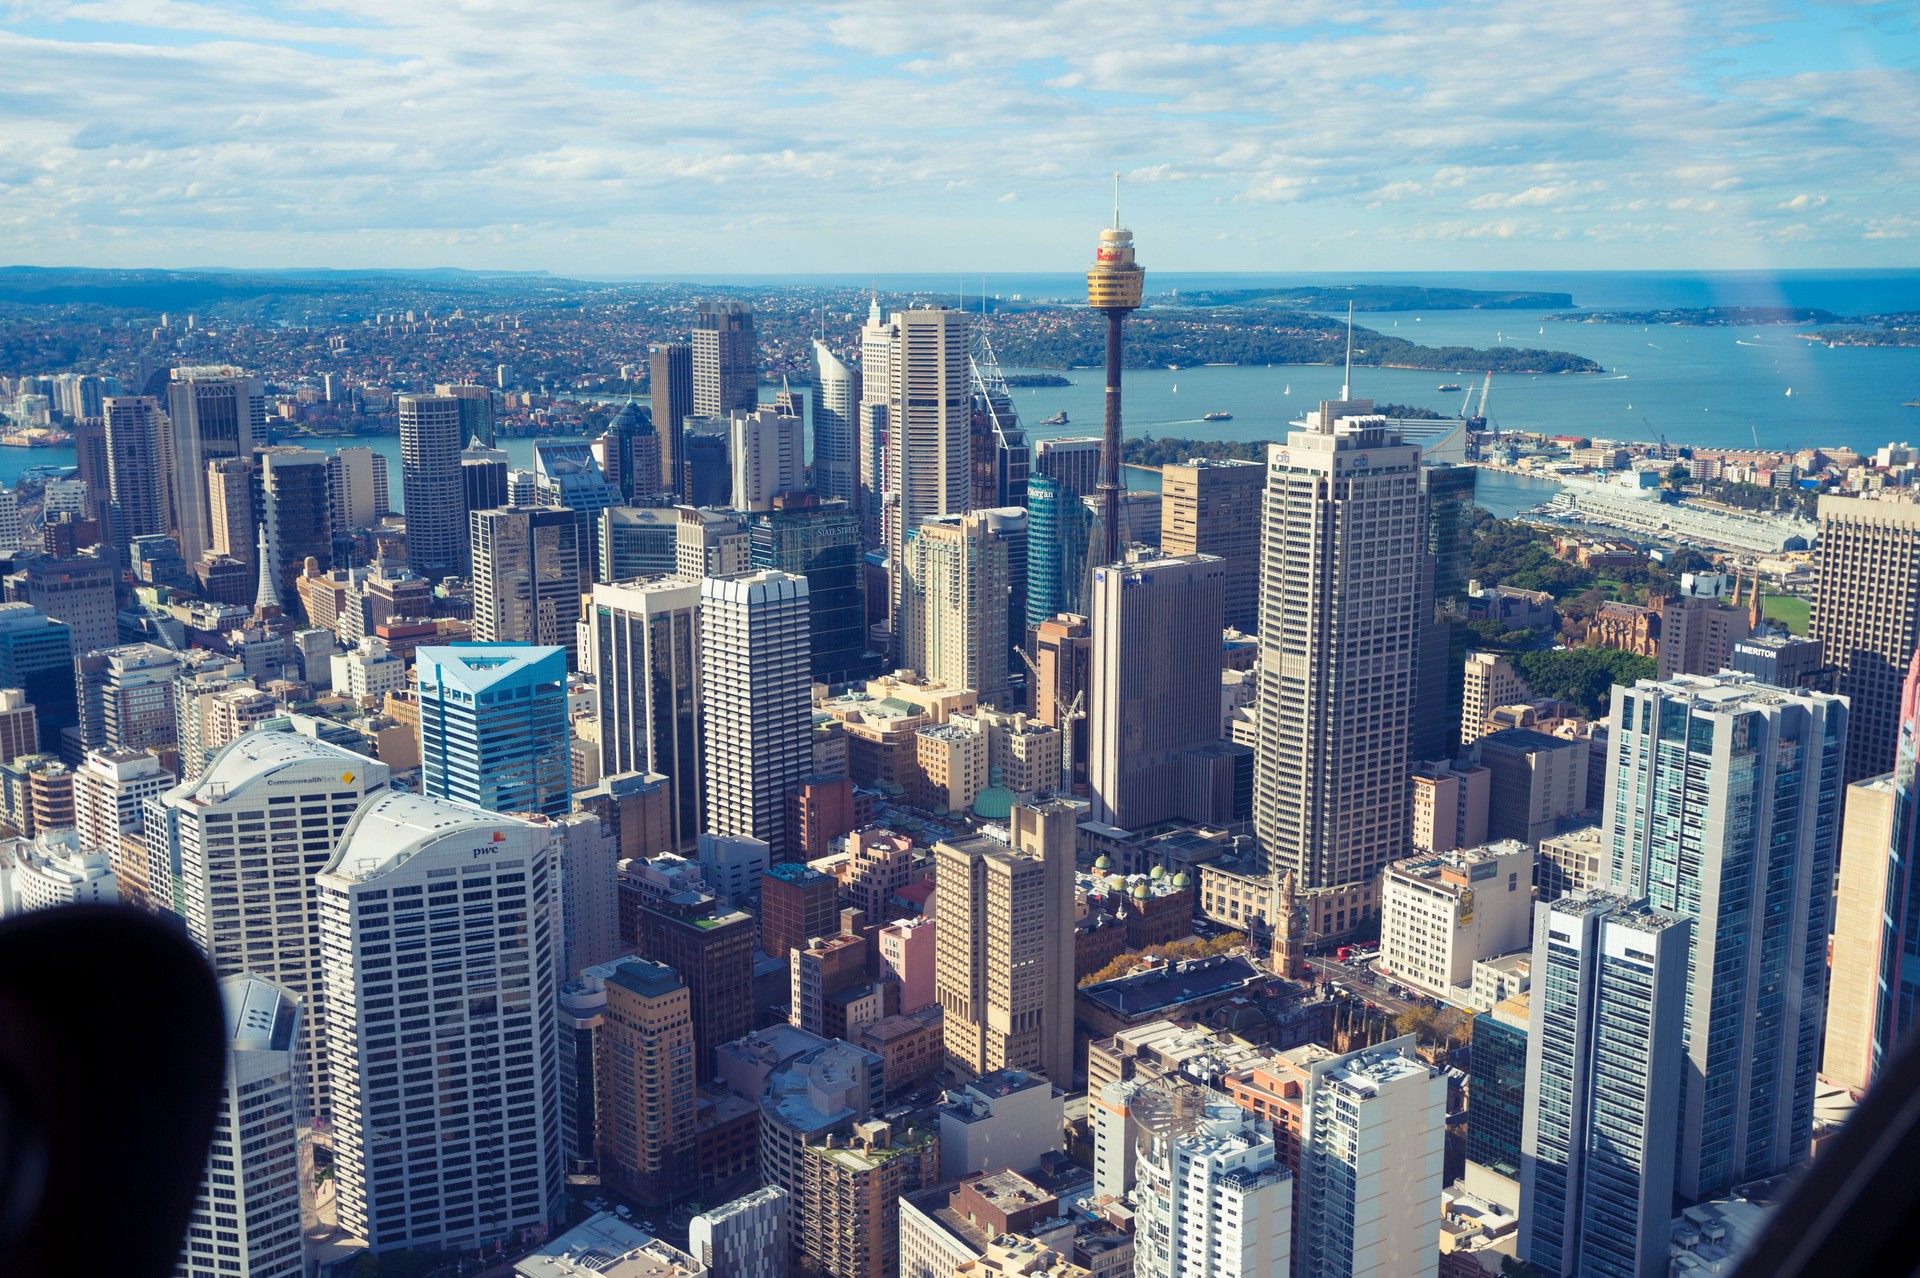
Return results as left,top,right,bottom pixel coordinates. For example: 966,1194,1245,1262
1024,474,1090,632
0,603,76,751
416,644,571,819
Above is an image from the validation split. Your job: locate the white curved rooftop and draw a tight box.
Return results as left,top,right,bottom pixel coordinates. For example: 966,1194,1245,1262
323,790,534,883
172,730,386,808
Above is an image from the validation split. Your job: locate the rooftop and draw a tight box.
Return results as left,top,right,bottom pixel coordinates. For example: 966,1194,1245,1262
513,1213,702,1278
1078,955,1265,1017
323,790,533,883
174,729,385,809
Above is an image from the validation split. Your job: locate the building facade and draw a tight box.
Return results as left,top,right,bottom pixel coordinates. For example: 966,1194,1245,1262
1253,401,1423,922
700,571,812,857
1602,671,1845,1200
317,792,563,1254
416,644,572,820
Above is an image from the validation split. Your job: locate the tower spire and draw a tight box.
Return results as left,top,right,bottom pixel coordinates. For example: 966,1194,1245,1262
1113,171,1121,229
1342,302,1354,400
253,523,280,616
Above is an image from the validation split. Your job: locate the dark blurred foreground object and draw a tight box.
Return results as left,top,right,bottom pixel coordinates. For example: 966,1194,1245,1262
0,905,224,1278
1731,1025,1920,1278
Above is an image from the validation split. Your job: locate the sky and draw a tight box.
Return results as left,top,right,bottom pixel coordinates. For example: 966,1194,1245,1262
2,0,1918,274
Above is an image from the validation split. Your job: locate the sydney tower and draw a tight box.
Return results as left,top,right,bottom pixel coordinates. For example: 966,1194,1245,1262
1085,179,1144,569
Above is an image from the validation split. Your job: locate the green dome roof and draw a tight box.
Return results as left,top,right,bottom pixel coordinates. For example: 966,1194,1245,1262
972,784,1017,821
1172,871,1192,888
1132,882,1152,900
1149,865,1164,879
1093,855,1112,871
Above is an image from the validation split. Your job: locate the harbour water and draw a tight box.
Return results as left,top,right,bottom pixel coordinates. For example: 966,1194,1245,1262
5,272,1915,502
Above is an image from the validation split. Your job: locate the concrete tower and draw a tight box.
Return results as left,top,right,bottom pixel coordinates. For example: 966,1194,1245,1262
1085,176,1144,574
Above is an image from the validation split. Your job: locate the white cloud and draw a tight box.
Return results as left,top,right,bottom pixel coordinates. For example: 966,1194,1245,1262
0,0,1910,269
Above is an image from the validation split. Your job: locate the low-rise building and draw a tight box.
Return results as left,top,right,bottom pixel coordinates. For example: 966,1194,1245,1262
1378,841,1535,1003
937,1068,1064,1181
1536,824,1603,901
855,1003,945,1100
689,1186,788,1278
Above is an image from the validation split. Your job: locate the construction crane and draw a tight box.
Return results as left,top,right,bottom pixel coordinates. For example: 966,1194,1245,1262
1466,371,1493,436
1014,645,1084,797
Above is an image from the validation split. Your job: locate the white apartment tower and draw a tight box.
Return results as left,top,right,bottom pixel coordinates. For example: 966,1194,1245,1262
1131,1080,1292,1278
886,307,972,629
730,405,807,512
1297,1036,1445,1278
176,975,306,1278
699,571,812,858
902,511,1010,707
164,731,392,1120
813,340,859,507
317,792,563,1254
857,299,895,547
1253,399,1424,923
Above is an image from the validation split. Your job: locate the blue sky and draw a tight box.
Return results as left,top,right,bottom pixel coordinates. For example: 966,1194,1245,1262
2,0,1917,273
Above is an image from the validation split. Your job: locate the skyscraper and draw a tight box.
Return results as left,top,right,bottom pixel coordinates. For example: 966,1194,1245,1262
650,342,695,498
435,381,496,447
599,400,663,502
592,957,697,1207
461,440,510,538
625,889,756,1086
1023,474,1092,631
176,975,306,1278
1520,893,1690,1278
1253,399,1424,931
164,731,392,1120
747,498,875,686
1603,671,1846,1200
700,571,812,857
1159,459,1264,632
103,394,168,548
1088,554,1228,830
397,393,466,580
1413,461,1478,762
886,306,972,634
256,447,332,611
590,579,704,851
692,301,759,417
902,511,1010,707
326,447,384,531
0,604,75,751
206,456,255,572
813,339,859,507
1031,613,1091,795
317,792,562,1254
1812,494,1920,780
731,405,807,512
932,800,1077,1086
857,299,894,548
470,506,586,665
70,411,111,528
165,367,263,565
1131,1080,1292,1278
416,644,572,819
1822,646,1920,1096
1297,1037,1445,1278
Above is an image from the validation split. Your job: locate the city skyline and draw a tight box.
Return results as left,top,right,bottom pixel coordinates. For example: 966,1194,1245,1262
3,2,1917,273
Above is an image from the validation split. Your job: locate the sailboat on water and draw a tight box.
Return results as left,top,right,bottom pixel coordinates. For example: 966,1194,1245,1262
1786,387,1794,397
